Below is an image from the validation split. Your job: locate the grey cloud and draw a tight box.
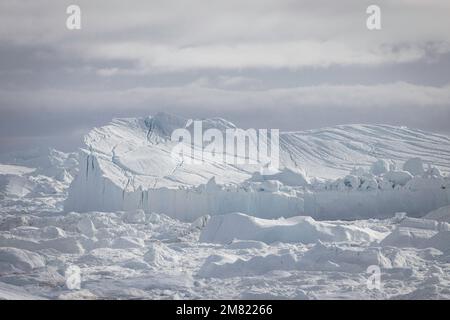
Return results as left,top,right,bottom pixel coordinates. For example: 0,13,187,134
1,82,449,152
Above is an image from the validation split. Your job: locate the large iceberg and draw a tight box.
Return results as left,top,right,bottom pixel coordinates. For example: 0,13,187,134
65,113,450,221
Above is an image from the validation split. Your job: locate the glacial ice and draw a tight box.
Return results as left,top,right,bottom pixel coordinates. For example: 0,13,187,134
64,114,450,221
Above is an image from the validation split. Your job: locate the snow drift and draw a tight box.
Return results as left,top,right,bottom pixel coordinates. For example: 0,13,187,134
199,212,385,244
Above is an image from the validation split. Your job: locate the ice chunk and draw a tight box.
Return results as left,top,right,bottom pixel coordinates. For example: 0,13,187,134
112,237,145,249
190,215,210,230
143,242,178,267
0,216,30,231
342,175,360,189
297,242,392,272
226,240,268,250
403,157,424,176
360,175,378,190
425,231,450,253
200,212,384,244
198,252,297,278
259,180,281,192
0,247,45,273
371,159,390,176
77,217,97,238
41,226,66,239
41,237,85,254
399,217,440,231
123,210,146,224
424,205,450,223
383,170,413,186
251,167,310,187
0,282,46,300
380,227,437,248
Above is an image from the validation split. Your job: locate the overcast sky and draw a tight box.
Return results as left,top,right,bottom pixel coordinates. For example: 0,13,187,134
1,0,449,152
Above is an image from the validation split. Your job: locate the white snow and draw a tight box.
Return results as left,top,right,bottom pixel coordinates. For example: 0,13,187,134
199,213,385,244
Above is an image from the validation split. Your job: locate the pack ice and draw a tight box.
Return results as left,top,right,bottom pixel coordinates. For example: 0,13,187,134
1,113,450,300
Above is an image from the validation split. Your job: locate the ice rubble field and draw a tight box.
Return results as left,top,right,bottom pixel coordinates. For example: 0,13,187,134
1,113,450,299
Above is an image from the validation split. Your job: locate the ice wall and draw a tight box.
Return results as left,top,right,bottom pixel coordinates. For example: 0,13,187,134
65,152,450,221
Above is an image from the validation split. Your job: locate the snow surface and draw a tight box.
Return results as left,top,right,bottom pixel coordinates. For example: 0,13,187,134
1,113,450,299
